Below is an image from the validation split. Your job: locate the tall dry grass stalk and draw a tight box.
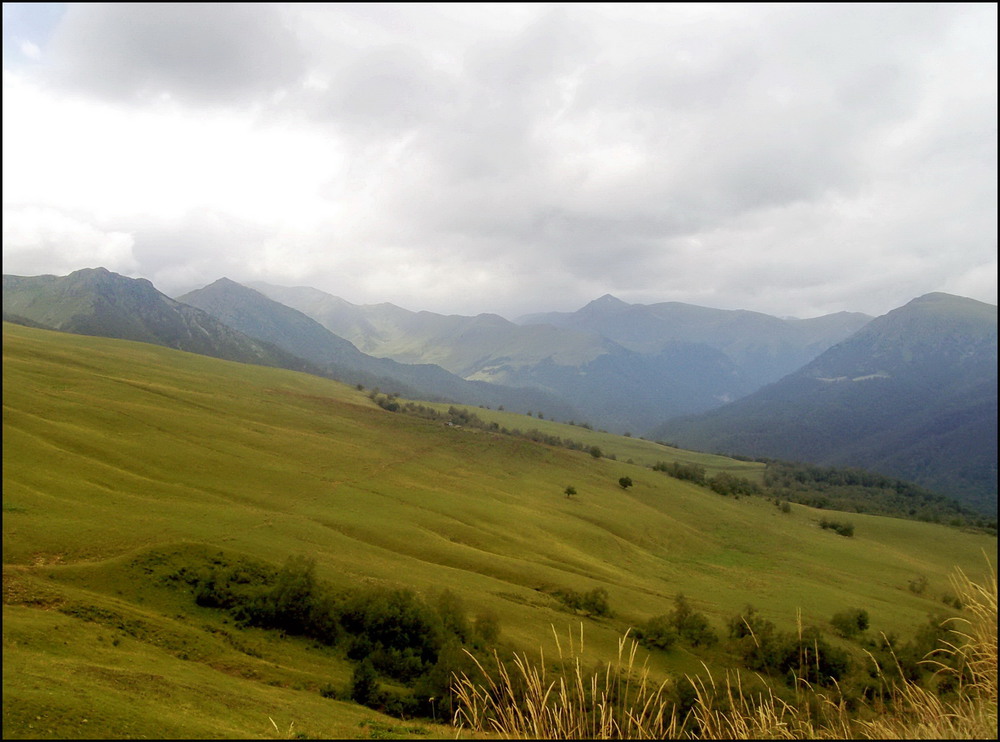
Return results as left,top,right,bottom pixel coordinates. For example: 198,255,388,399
451,624,684,738
853,559,997,740
450,560,997,739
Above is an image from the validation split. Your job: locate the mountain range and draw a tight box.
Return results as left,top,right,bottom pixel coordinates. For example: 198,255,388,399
248,282,870,432
2,268,315,374
3,267,995,511
1,269,578,419
654,293,998,512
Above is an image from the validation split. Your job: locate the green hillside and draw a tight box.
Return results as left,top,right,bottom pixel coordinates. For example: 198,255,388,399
3,322,996,739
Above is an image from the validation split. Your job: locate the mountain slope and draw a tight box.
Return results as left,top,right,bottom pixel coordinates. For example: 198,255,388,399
519,294,872,390
247,283,783,431
247,281,611,376
178,278,581,418
251,283,870,431
2,268,316,373
654,293,998,513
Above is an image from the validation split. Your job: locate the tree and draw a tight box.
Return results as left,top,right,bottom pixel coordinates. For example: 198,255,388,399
350,658,382,707
618,476,633,489
564,485,577,498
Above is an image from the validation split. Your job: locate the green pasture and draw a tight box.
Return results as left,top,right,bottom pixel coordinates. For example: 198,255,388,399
418,401,766,479
3,322,996,738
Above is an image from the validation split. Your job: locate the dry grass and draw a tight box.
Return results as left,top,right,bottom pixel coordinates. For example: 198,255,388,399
452,624,684,739
852,560,997,740
451,561,997,739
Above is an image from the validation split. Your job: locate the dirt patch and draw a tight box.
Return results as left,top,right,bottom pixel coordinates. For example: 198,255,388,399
31,552,66,566
2,567,66,609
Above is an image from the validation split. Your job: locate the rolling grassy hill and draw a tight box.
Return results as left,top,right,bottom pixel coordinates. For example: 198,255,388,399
2,321,995,739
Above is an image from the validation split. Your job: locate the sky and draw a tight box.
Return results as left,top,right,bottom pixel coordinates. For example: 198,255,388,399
2,3,997,320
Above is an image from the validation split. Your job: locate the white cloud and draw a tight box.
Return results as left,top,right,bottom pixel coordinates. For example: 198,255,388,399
2,206,138,277
1,3,996,319
19,40,41,60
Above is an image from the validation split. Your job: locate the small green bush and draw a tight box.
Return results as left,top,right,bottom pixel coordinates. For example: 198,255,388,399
635,614,678,650
820,518,855,537
830,608,869,638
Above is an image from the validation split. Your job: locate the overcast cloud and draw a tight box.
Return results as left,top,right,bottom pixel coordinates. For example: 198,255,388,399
3,3,996,319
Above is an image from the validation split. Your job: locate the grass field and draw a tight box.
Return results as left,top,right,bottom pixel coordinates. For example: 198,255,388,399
417,400,767,479
3,321,996,738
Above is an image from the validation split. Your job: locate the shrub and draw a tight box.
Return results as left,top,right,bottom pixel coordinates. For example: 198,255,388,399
653,461,706,484
339,588,445,681
552,587,613,617
618,476,633,489
942,592,963,610
668,594,718,647
830,608,869,638
727,604,774,641
581,588,612,617
350,658,383,707
435,589,471,644
472,611,501,647
708,472,762,497
635,614,678,650
819,518,855,537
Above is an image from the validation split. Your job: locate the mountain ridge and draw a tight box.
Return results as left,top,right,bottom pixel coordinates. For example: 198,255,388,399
653,292,998,512
248,280,870,431
178,277,582,417
1,268,318,374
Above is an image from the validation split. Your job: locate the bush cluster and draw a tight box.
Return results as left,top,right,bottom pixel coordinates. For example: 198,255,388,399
551,587,613,617
185,553,499,717
762,460,995,532
830,607,869,638
374,399,609,457
652,461,706,484
706,472,762,497
726,605,850,686
819,518,855,537
636,594,718,651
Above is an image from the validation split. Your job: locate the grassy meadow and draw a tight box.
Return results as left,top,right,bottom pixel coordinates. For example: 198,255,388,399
2,321,996,739
417,401,767,479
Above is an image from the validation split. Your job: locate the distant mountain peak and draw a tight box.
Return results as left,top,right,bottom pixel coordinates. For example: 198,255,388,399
65,266,158,295
209,277,243,288
906,291,993,309
580,294,630,314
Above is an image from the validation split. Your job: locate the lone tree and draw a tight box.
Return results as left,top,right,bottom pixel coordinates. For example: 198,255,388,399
618,476,633,489
564,485,577,498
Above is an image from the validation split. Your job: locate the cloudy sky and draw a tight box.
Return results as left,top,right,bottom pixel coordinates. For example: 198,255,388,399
3,3,996,319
